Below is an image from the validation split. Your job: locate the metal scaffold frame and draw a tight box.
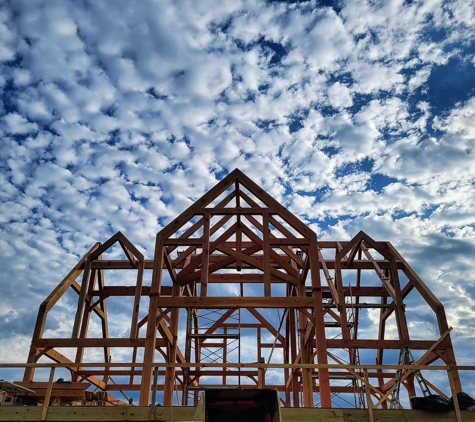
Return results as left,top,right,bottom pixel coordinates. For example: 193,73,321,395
21,169,461,409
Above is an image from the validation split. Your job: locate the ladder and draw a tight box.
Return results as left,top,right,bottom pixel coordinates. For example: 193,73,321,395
390,346,431,409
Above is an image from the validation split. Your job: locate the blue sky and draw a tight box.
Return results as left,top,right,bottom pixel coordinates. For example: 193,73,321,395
1,0,475,397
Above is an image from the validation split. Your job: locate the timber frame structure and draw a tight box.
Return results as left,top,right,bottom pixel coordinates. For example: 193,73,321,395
22,169,461,409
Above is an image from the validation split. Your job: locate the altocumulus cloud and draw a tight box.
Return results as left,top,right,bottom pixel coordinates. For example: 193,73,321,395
0,0,475,391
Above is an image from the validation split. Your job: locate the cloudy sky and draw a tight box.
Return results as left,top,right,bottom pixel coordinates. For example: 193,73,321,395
1,0,475,397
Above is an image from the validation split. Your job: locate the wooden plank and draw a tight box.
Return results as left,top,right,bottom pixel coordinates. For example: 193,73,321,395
14,382,90,390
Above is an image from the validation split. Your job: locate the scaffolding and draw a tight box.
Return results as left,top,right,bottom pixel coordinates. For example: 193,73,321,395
21,169,461,408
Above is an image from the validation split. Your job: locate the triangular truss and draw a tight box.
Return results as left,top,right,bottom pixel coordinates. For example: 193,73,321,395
22,169,461,409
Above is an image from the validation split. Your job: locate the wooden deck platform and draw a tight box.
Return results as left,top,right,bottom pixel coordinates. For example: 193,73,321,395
0,406,473,421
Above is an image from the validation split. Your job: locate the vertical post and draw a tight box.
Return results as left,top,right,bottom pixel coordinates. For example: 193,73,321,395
235,182,242,272
377,270,388,409
263,213,271,297
131,261,145,338
72,260,92,338
23,304,47,382
297,281,313,407
163,282,181,405
258,357,265,388
289,306,299,407
140,234,164,405
283,295,291,407
41,367,56,421
389,257,410,343
200,211,210,297
130,261,145,385
448,369,463,422
75,268,98,368
364,370,374,422
334,259,350,341
309,235,331,408
438,307,462,392
97,269,111,385
149,366,159,420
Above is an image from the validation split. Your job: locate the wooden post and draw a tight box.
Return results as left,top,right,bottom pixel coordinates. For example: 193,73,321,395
263,213,271,297
72,260,92,339
258,357,265,388
139,234,164,406
149,366,159,420
41,367,55,421
23,304,47,382
364,369,374,422
448,369,463,422
200,211,210,297
163,283,181,406
309,236,331,408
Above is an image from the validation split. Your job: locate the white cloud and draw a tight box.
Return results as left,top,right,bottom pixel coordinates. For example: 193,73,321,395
2,112,38,134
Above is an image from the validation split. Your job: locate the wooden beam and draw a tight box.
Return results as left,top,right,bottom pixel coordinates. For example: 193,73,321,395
139,234,164,405
35,338,167,348
155,296,314,309
88,257,404,270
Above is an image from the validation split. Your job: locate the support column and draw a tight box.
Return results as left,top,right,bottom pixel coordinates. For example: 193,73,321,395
163,283,182,405
139,234,164,406
309,235,331,408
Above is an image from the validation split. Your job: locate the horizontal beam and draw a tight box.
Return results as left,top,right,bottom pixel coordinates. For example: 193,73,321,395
3,361,472,370
324,339,445,350
91,286,172,297
153,296,390,309
35,338,166,348
88,258,405,270
165,238,310,246
154,297,315,308
196,207,279,215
